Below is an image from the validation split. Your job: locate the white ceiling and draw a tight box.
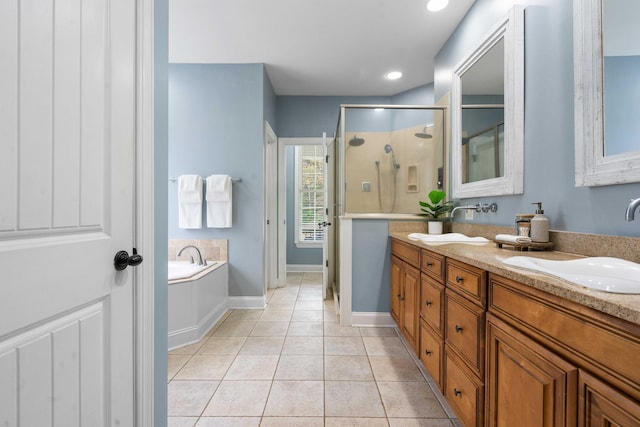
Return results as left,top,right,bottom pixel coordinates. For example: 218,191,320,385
169,0,476,96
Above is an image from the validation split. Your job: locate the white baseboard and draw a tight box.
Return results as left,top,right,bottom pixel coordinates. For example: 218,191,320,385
228,295,266,309
351,312,395,327
286,264,322,273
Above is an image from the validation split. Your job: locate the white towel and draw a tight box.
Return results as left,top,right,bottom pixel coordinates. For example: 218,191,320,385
495,234,532,244
206,175,232,228
178,175,203,229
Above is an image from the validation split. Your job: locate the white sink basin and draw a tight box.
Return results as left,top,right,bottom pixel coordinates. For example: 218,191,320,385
408,232,490,245
502,256,640,294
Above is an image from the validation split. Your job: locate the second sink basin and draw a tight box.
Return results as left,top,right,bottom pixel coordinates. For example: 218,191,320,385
502,256,640,294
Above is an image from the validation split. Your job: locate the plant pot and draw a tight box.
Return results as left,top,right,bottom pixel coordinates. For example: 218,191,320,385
428,221,443,235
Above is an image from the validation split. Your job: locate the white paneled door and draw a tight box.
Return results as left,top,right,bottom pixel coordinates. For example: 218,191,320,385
0,0,138,426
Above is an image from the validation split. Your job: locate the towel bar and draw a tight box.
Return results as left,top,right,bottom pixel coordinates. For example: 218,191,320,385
169,177,242,183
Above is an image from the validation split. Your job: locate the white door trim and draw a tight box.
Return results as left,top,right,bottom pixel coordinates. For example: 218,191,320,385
278,137,324,278
135,0,155,424
264,121,281,290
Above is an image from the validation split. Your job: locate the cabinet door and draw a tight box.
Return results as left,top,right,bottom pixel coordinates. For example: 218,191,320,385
421,274,444,336
486,314,578,427
420,320,443,391
402,262,420,353
445,349,484,427
445,289,485,378
390,255,402,326
579,370,640,427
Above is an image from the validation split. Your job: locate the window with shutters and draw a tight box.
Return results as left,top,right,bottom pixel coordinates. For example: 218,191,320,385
295,145,324,247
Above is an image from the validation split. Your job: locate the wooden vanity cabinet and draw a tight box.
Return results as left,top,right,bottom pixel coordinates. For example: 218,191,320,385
488,273,640,427
390,239,421,353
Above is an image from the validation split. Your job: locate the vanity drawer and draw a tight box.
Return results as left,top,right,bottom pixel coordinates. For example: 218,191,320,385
420,273,444,337
445,289,485,379
421,249,445,282
445,349,484,427
391,239,420,268
446,258,487,308
420,319,443,391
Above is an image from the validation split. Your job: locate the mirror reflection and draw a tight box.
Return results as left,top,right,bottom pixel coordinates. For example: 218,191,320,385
602,0,640,156
462,111,504,183
460,38,505,184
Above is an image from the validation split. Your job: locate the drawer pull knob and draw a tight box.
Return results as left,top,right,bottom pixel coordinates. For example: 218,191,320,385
400,297,405,301
426,262,434,267
425,300,432,306
397,294,401,299
455,275,463,283
454,388,462,397
455,325,463,333
425,349,432,356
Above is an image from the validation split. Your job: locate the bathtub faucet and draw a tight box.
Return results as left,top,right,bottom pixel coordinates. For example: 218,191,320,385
625,197,640,221
178,245,206,266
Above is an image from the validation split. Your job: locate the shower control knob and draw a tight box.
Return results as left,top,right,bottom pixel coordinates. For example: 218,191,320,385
114,248,143,271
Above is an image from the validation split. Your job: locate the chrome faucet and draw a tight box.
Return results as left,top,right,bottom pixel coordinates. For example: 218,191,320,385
451,202,498,217
625,198,640,221
451,204,481,217
177,245,205,266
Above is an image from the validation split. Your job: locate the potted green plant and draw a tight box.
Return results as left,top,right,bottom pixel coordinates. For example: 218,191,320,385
418,190,456,234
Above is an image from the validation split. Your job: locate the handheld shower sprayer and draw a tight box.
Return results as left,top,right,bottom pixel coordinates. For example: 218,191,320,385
384,144,400,169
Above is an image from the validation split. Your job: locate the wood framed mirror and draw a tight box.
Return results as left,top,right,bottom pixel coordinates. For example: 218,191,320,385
451,6,524,198
574,0,640,186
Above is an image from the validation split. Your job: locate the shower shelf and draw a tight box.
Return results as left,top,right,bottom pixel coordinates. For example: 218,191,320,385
407,165,419,192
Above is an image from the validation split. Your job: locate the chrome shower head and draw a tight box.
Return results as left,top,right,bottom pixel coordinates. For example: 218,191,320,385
349,135,365,146
415,126,433,139
384,144,399,169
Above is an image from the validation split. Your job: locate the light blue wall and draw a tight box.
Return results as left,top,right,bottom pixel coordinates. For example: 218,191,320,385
392,84,437,130
604,56,640,156
352,219,392,313
168,63,274,298
286,146,323,265
154,0,168,424
276,96,391,137
435,0,640,237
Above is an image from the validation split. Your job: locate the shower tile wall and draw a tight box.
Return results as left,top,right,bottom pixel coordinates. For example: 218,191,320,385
346,123,443,214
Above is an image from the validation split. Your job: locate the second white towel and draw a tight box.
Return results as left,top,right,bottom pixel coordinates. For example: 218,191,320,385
206,175,232,228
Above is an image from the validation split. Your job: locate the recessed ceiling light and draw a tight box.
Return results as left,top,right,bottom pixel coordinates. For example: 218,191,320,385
385,71,402,80
427,0,449,12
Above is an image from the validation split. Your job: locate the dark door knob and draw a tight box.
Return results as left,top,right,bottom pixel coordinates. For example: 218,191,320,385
114,248,143,271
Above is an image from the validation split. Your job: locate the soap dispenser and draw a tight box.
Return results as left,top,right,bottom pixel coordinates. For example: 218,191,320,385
530,202,549,243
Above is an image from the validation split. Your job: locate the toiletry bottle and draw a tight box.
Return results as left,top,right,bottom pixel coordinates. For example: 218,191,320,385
530,202,549,243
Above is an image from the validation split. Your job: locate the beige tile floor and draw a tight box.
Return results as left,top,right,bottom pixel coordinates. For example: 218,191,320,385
168,272,460,427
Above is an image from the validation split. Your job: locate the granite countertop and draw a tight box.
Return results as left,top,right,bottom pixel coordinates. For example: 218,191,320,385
390,232,640,326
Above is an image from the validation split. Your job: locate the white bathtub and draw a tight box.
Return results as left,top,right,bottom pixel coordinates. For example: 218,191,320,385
168,260,229,350
168,260,217,281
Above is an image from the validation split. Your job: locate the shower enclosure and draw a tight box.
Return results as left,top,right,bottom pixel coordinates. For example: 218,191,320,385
326,104,446,320
335,105,446,215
